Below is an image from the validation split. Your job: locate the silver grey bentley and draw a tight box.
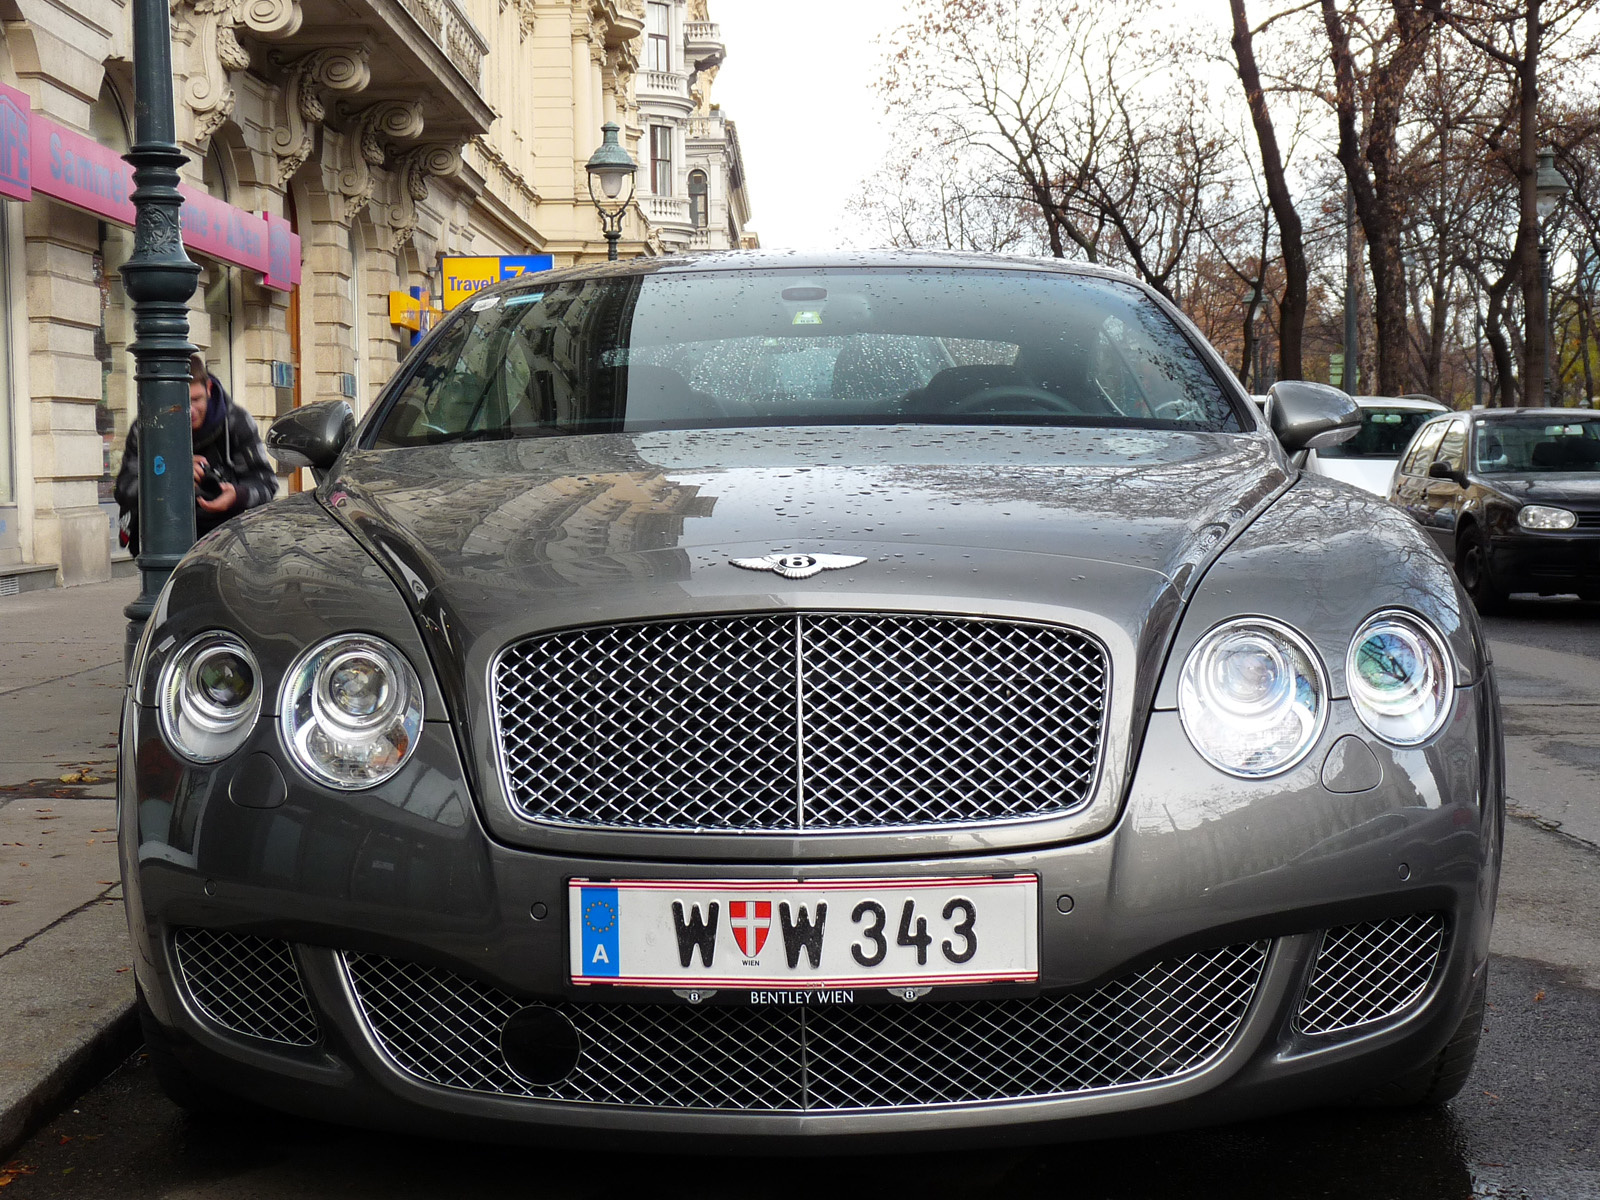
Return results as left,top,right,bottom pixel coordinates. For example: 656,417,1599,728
121,252,1501,1148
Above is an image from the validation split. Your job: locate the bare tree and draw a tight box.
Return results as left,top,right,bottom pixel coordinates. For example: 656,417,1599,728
1229,0,1311,379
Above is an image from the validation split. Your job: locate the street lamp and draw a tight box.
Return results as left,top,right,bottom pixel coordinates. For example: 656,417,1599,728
121,0,202,669
585,122,637,261
1536,149,1570,406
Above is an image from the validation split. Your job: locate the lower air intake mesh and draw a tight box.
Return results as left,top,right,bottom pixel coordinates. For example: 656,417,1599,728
343,941,1268,1112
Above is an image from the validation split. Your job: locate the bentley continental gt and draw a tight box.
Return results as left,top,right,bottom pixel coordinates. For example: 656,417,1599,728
121,252,1502,1149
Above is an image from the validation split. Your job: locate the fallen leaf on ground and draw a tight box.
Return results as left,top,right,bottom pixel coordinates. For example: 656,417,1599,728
1533,989,1545,1002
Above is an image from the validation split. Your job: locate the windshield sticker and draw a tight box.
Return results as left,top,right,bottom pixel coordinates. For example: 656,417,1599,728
505,292,544,308
470,296,500,312
792,311,823,325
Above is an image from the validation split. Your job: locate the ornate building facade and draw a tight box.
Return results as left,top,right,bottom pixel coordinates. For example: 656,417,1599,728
0,0,756,591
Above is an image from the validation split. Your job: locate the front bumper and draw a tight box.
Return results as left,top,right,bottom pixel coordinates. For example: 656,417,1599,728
120,683,1502,1148
1488,529,1600,593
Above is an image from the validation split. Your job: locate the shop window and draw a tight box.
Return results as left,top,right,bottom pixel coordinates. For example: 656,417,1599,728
91,89,135,525
201,143,238,398
0,202,12,508
688,170,708,229
348,222,366,412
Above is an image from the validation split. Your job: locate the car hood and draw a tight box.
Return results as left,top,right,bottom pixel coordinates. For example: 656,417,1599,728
1477,472,1600,503
325,425,1286,625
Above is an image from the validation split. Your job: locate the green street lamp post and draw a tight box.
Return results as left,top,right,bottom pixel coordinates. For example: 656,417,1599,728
1535,149,1570,407
120,0,202,668
585,122,638,261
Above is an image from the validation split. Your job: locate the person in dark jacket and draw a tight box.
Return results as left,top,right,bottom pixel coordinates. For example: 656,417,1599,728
114,353,278,555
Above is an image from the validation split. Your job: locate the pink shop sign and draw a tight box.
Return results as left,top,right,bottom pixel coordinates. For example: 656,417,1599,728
0,83,30,202
29,116,300,291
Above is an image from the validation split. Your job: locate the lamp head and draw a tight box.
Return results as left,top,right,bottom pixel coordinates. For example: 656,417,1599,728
586,123,637,203
1536,149,1569,222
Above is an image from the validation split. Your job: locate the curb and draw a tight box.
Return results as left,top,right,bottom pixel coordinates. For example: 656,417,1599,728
0,1000,140,1161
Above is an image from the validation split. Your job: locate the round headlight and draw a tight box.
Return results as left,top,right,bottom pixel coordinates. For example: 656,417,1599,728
1346,611,1453,745
158,633,263,763
1179,618,1328,777
1517,505,1576,531
280,635,423,790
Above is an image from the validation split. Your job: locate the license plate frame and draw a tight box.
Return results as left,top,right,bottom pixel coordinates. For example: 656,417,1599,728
568,875,1039,991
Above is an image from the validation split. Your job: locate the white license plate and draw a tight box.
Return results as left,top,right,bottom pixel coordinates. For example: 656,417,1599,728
568,875,1039,989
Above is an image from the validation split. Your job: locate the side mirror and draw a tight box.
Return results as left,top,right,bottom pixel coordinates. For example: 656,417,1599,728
1427,460,1461,483
268,400,355,479
1264,380,1361,455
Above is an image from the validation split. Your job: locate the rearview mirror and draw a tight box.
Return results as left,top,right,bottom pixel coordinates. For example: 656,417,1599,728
268,400,355,480
1264,381,1361,455
1427,460,1461,483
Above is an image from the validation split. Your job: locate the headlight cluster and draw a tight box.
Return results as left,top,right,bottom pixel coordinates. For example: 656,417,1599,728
1179,620,1327,776
1345,612,1453,745
1179,611,1453,777
154,630,424,789
158,633,263,763
280,635,424,789
1517,505,1577,531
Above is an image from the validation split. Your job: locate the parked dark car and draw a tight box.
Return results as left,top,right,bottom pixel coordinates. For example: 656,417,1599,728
1389,407,1600,611
122,252,1501,1150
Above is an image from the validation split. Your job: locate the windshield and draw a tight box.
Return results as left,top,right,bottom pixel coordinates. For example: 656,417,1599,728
370,268,1244,447
1474,416,1600,473
1317,407,1439,459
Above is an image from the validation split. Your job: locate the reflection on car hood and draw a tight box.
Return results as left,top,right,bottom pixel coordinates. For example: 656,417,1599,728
327,425,1285,598
1479,473,1600,503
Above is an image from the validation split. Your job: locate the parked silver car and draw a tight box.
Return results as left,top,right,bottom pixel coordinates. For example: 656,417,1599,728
1306,395,1449,496
122,252,1501,1149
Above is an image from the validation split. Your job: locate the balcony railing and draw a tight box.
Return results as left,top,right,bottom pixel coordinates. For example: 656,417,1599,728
638,70,690,100
685,20,724,56
689,229,712,249
642,194,692,228
396,0,488,87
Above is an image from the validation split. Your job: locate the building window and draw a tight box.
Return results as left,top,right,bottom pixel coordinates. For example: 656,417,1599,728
688,170,708,229
647,1,671,71
650,126,673,196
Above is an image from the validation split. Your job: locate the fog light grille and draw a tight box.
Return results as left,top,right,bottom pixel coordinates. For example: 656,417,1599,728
172,928,319,1047
343,941,1267,1112
1296,913,1445,1036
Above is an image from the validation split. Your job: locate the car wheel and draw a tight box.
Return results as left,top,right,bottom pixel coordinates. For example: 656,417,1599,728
1456,528,1507,615
1359,970,1486,1107
136,984,254,1118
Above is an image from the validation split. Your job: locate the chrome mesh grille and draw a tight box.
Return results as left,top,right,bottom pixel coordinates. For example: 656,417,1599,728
343,942,1267,1111
493,613,1107,831
172,928,320,1047
1296,913,1445,1036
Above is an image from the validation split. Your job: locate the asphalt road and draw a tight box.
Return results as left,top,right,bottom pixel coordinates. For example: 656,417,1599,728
4,598,1597,1200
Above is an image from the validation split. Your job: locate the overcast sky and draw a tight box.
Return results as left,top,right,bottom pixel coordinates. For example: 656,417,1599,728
711,1,907,250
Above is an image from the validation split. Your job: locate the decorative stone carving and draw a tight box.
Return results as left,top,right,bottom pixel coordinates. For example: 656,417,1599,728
337,100,425,222
471,137,538,207
172,0,304,146
388,143,463,252
516,0,537,41
271,47,372,186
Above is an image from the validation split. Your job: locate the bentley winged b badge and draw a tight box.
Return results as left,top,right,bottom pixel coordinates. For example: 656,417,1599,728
730,552,867,580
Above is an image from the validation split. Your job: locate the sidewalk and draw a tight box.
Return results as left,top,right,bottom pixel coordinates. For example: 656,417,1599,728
0,580,139,1157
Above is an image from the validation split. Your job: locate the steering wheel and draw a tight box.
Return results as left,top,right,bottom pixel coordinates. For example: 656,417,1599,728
951,385,1085,416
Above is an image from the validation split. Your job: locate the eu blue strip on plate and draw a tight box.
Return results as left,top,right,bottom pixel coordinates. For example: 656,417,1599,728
579,887,620,977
